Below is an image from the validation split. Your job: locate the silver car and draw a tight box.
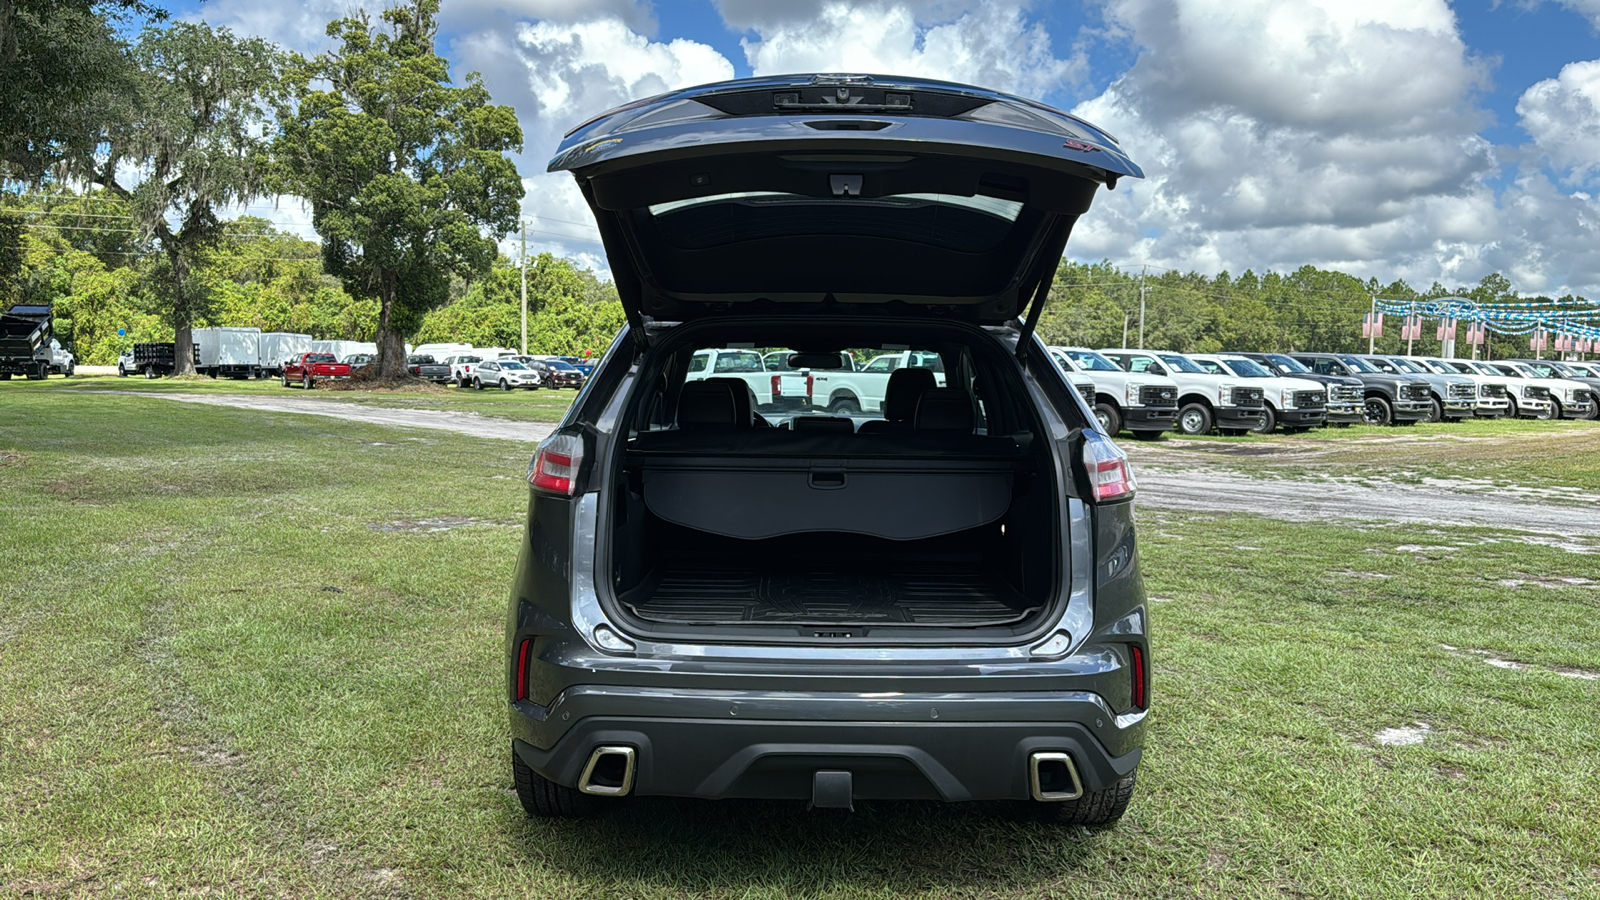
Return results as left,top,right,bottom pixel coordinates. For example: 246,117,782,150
472,359,542,390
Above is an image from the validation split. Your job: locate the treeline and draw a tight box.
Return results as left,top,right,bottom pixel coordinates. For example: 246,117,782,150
0,192,621,365
1039,262,1580,359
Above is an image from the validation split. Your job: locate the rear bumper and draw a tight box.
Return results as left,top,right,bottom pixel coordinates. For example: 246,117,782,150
1278,408,1326,426
511,686,1143,801
1392,400,1430,422
1123,407,1176,431
1215,407,1267,429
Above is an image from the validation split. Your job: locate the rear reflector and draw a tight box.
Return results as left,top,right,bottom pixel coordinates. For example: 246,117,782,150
528,432,584,496
1130,644,1147,710
515,638,531,702
1082,432,1136,502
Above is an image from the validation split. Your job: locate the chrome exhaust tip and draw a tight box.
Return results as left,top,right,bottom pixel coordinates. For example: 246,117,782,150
1028,751,1084,802
577,745,637,797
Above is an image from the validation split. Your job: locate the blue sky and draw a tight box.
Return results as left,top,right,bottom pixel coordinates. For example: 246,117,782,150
169,0,1600,297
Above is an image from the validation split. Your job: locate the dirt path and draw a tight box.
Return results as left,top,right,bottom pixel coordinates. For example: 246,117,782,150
1131,463,1600,539
125,391,1596,538
111,390,555,443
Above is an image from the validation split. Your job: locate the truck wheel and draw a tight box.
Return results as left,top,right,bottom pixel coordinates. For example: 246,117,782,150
1505,396,1519,418
471,377,482,390
65,364,75,378
1583,397,1599,420
118,365,127,377
144,366,156,379
1177,402,1213,436
1042,772,1138,827
1362,396,1393,426
499,379,512,391
303,374,314,390
1423,397,1442,423
1538,401,1558,421
1250,405,1277,435
1094,402,1122,436
282,373,291,387
827,395,860,415
512,750,597,818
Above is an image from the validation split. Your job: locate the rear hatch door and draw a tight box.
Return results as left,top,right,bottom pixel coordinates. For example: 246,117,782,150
549,75,1141,329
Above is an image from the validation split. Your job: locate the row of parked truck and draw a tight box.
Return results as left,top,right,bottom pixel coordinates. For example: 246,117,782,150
1046,347,1600,439
684,342,1600,439
114,328,380,379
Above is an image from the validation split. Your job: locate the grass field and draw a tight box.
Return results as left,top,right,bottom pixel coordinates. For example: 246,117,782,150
3,391,1598,899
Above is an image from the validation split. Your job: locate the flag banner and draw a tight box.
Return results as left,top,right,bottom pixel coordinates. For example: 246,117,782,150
1436,318,1457,341
1464,322,1485,345
1362,312,1385,338
1530,330,1547,351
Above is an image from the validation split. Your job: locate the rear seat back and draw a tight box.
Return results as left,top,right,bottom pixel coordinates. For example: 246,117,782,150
677,380,747,428
915,388,975,432
858,367,936,434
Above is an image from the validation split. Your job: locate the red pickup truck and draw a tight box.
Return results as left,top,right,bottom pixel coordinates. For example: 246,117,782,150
282,352,351,388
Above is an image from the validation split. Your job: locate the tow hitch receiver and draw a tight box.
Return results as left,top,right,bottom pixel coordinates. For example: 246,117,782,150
811,770,854,810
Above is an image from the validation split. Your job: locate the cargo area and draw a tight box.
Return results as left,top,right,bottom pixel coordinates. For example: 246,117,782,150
605,363,1063,638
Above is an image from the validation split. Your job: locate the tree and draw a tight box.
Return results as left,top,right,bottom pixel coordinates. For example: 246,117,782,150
90,22,285,374
274,0,524,380
0,0,160,180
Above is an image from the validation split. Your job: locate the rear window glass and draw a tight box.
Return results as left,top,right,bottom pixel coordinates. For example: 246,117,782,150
306,354,336,363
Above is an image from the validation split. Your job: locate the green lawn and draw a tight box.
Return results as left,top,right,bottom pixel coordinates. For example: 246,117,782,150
3,392,1598,898
11,371,581,424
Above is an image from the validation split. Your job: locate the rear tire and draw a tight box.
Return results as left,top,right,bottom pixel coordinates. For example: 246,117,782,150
828,395,861,415
1176,402,1213,436
500,379,511,391
1362,396,1393,426
512,750,597,818
144,366,156,379
1250,405,1278,435
118,365,128,377
474,377,484,391
1093,402,1122,436
1043,771,1138,827
1423,397,1443,423
1506,396,1520,418
303,374,313,390
282,373,291,387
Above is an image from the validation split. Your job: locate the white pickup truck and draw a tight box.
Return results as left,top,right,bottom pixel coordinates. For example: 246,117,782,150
1050,346,1179,439
687,348,943,416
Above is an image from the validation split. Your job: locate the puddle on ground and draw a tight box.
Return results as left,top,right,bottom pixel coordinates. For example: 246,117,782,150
1497,574,1596,589
1375,722,1432,746
1441,644,1600,681
370,516,511,533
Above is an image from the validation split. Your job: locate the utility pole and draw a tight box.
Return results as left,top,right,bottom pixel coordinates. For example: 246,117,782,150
1122,313,1129,348
519,219,528,355
1137,266,1147,349
1368,295,1377,354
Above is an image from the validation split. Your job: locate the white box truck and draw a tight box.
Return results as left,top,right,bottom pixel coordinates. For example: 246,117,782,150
258,332,313,376
311,339,378,362
194,327,262,379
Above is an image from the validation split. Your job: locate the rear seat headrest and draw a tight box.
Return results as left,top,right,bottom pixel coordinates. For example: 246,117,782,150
703,377,756,427
914,388,975,432
791,415,855,433
882,367,938,422
677,380,745,428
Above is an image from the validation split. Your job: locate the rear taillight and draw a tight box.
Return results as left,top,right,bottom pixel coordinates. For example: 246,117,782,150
1129,644,1147,710
515,638,531,702
1082,433,1136,502
528,432,584,496
771,374,782,396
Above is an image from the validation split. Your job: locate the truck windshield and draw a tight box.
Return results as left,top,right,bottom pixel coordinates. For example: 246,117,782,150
1220,358,1273,377
306,354,336,363
712,352,762,373
1062,349,1122,372
1263,354,1311,374
1386,358,1424,374
1336,355,1380,374
1155,353,1207,374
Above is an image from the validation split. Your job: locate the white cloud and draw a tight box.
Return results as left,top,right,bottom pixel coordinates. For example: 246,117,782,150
449,18,736,278
740,2,1084,100
1516,59,1600,185
1060,0,1549,291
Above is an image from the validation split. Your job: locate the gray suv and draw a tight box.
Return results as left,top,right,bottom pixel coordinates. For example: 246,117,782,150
507,74,1150,825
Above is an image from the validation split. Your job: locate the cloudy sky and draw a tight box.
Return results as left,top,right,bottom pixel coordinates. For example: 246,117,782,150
170,0,1600,298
